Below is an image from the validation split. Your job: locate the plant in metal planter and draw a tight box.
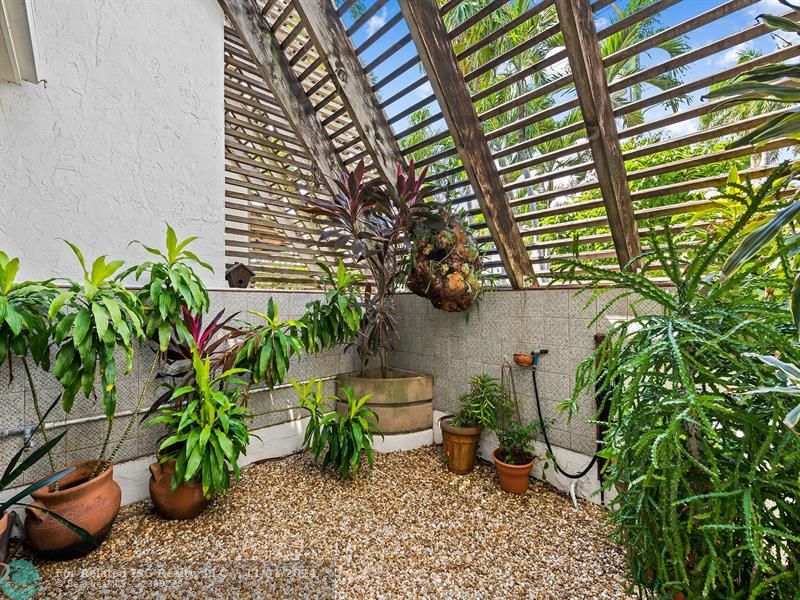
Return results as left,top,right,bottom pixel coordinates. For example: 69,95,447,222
308,161,440,435
295,378,376,479
441,374,502,474
554,172,800,598
145,347,252,514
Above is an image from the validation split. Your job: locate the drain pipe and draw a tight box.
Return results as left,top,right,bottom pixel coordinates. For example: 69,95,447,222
0,374,341,442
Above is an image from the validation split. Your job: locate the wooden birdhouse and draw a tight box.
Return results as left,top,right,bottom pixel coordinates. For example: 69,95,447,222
225,263,255,288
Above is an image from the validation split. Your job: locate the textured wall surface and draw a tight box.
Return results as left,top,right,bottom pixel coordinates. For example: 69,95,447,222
0,0,226,285
390,289,653,456
0,290,358,484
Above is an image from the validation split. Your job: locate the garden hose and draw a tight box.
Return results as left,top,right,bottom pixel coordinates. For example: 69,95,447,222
529,350,598,481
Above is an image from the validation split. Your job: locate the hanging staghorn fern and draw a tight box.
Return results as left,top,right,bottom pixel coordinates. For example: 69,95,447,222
553,169,800,599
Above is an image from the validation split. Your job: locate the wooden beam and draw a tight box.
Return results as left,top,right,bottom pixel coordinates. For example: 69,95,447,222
294,0,405,185
398,0,535,289
219,0,345,194
555,0,642,268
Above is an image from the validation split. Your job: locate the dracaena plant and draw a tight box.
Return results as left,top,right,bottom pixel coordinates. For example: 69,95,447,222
49,242,144,418
553,172,800,598
120,224,212,352
145,347,252,498
308,160,442,376
300,260,363,353
294,379,376,479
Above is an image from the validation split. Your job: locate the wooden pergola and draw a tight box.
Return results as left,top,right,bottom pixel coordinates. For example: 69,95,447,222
219,0,799,289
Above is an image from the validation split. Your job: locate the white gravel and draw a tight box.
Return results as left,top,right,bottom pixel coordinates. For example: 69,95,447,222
33,447,633,599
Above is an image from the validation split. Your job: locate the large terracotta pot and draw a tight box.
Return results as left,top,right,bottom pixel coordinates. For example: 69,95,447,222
493,448,535,494
336,368,433,434
149,459,209,520
440,417,481,474
25,461,121,560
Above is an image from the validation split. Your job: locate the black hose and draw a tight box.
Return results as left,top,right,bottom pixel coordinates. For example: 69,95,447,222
531,359,598,480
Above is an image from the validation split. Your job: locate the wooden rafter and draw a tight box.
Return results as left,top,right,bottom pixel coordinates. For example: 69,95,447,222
219,0,345,194
398,0,535,289
555,0,642,268
294,0,405,185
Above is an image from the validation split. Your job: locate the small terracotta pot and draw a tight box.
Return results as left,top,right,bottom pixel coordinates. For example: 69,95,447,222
25,461,121,560
513,353,533,367
440,417,482,474
493,448,535,494
0,512,10,564
149,459,209,520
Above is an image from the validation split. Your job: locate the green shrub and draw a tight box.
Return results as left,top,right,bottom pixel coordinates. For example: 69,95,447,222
555,173,800,598
451,374,503,429
295,379,376,478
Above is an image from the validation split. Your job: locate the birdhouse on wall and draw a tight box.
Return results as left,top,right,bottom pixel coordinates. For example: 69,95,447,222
225,263,255,288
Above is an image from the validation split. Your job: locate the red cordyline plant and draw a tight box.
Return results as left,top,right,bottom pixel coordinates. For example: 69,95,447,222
308,160,443,376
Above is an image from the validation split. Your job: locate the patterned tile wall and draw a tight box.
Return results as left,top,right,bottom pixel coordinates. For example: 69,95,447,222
390,289,660,456
0,290,358,483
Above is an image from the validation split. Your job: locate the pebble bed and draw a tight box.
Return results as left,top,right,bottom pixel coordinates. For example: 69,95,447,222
34,447,633,599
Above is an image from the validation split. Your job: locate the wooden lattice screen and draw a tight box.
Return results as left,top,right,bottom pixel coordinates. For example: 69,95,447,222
222,0,799,289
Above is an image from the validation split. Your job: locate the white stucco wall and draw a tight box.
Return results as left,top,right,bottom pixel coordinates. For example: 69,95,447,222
0,0,225,285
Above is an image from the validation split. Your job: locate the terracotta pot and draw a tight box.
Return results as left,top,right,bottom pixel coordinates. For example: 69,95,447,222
25,461,121,560
440,417,482,474
149,459,209,520
513,353,533,367
493,448,535,494
0,512,10,564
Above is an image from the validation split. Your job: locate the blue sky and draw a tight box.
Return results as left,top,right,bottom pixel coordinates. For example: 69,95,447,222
339,0,794,143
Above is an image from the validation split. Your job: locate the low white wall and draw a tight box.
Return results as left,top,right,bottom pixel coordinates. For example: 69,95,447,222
0,0,226,284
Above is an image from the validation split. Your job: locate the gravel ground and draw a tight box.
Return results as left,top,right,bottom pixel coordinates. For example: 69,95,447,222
32,447,633,599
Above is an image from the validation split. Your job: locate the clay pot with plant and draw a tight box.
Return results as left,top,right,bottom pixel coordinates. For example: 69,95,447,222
440,374,502,474
492,393,538,494
308,161,443,434
145,346,251,519
26,226,210,558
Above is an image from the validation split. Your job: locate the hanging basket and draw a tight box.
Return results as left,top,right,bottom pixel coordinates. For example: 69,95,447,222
407,224,483,313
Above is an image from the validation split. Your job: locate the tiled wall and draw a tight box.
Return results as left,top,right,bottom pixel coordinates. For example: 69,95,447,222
390,289,649,456
0,290,358,484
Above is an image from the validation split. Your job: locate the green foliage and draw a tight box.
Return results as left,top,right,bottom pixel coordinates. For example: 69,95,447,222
703,2,800,148
451,374,502,429
49,242,144,418
553,173,800,598
145,347,252,498
121,224,211,352
493,390,538,465
295,380,376,479
233,298,306,388
0,253,56,370
301,260,363,353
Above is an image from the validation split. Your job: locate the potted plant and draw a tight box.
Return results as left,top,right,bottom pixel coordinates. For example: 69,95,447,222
294,378,377,478
1,397,91,562
440,374,501,474
27,226,210,556
308,161,441,434
144,346,251,518
492,389,538,494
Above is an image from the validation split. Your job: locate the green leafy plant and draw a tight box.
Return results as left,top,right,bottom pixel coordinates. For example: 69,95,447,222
493,390,538,465
554,173,800,598
49,242,144,418
703,2,800,147
451,374,502,429
301,260,363,353
121,224,212,352
145,347,252,498
295,380,376,478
